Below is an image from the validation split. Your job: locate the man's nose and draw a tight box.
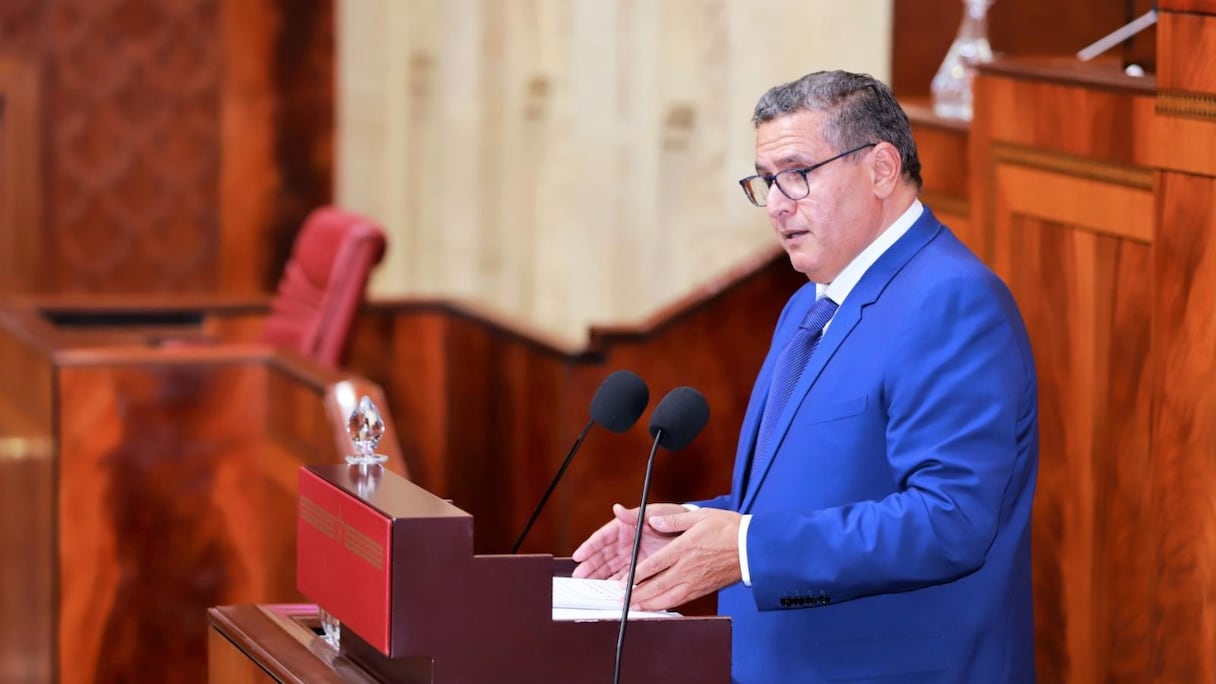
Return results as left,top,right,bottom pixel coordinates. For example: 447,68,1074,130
767,184,794,217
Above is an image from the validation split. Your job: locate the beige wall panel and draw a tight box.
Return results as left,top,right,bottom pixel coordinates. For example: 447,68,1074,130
339,0,891,342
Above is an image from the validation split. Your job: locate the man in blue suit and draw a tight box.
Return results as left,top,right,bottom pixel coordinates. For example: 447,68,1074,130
572,70,1038,683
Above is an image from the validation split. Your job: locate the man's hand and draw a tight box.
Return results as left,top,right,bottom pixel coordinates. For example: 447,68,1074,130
571,503,688,580
626,508,743,611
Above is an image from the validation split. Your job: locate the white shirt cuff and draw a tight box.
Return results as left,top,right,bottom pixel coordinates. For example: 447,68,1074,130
739,514,753,586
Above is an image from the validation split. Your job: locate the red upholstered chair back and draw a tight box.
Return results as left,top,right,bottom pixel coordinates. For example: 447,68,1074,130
258,207,387,368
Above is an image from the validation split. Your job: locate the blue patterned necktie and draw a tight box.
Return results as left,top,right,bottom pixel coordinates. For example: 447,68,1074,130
749,296,839,486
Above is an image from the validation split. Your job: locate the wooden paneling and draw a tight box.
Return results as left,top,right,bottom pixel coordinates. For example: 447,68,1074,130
0,56,43,293
0,303,406,684
0,0,333,296
970,58,1155,263
973,19,1216,676
0,445,54,684
1149,6,1216,681
999,215,1153,683
1152,172,1216,684
57,361,269,684
38,0,223,292
0,309,55,684
1157,11,1216,95
905,98,973,246
995,161,1152,241
220,0,334,293
974,61,1159,683
1158,0,1216,12
978,59,1154,163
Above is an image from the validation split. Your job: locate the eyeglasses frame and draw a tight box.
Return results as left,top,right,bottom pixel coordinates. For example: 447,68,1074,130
738,142,879,207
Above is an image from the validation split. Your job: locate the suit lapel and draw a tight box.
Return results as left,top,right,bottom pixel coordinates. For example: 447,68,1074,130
729,282,816,509
740,209,945,512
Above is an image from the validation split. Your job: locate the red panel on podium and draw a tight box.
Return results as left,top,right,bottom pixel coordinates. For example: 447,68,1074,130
297,468,392,653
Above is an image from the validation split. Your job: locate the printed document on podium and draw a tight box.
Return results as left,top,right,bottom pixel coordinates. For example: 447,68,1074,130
551,577,680,621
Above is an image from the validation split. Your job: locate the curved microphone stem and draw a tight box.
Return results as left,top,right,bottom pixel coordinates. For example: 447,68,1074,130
510,420,594,554
613,429,662,684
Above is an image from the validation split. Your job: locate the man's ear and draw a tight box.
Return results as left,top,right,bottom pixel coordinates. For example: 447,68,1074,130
870,143,903,199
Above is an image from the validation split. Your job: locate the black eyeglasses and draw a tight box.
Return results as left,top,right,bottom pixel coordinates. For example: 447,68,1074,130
738,143,877,207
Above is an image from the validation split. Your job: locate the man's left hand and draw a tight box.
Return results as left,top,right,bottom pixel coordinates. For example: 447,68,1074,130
626,508,743,610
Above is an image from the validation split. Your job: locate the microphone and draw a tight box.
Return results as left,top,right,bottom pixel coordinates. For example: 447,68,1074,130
509,370,649,554
613,386,710,684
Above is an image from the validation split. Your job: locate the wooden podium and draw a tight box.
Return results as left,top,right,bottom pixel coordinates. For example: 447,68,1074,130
289,464,731,683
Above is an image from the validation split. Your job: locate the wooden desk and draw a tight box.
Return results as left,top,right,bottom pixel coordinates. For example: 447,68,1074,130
0,299,405,684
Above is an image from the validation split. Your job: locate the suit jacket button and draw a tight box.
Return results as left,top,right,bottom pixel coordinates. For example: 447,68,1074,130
819,595,831,605
780,597,792,607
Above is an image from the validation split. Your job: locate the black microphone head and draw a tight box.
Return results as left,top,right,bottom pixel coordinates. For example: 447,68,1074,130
589,370,650,433
647,386,710,451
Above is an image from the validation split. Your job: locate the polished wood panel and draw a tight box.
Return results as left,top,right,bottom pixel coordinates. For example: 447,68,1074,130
973,20,1216,676
0,56,42,293
1151,172,1216,684
973,59,1158,683
995,163,1152,241
1158,0,1216,12
904,97,972,246
0,306,57,684
1002,216,1153,683
1148,8,1216,681
1157,11,1216,95
58,359,270,684
220,0,334,293
970,58,1155,263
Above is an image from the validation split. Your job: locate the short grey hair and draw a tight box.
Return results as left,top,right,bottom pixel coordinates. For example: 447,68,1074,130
753,70,922,190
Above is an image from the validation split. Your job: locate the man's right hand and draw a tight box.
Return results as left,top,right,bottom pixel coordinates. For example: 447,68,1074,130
570,503,687,580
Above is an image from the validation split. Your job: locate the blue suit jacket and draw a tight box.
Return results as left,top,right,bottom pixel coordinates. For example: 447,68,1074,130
696,208,1038,683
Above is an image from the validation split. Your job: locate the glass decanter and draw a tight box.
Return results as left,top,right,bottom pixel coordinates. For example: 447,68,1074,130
931,0,995,120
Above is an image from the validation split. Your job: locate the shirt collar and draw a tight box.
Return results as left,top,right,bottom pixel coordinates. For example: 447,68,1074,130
816,199,923,304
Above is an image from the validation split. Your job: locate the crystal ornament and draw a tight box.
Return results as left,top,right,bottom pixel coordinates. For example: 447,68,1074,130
345,395,388,466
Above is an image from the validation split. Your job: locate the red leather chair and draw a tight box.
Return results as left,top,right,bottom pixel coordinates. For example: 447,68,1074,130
258,206,387,368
